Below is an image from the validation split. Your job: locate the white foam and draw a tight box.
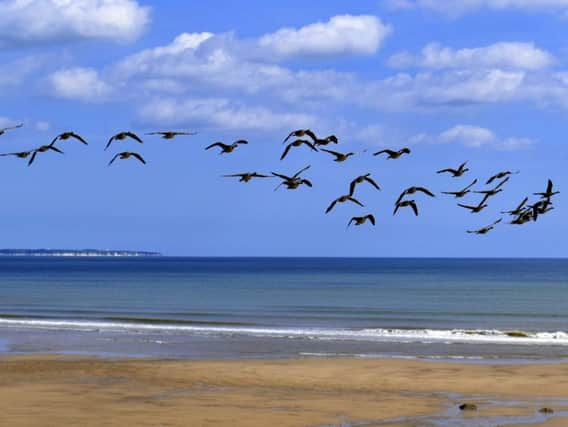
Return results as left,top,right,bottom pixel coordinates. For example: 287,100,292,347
0,318,566,346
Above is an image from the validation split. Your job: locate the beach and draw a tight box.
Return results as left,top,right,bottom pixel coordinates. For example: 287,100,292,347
0,356,567,426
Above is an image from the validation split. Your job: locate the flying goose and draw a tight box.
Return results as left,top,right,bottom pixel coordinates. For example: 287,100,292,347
393,200,419,216
395,186,435,205
467,219,502,235
105,132,143,150
272,165,312,191
349,173,381,196
280,139,318,160
0,123,23,136
145,131,196,139
108,152,146,166
442,179,478,198
501,197,529,216
373,148,411,159
223,172,272,183
51,131,88,145
510,210,533,225
325,194,364,214
283,129,317,143
28,145,64,166
321,148,354,162
534,179,559,198
486,170,518,185
529,199,554,221
0,150,34,159
205,139,248,154
348,214,376,228
474,177,509,197
314,135,339,146
437,162,469,177
458,199,489,213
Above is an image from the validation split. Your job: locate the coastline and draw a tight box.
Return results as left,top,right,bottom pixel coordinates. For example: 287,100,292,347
1,355,567,426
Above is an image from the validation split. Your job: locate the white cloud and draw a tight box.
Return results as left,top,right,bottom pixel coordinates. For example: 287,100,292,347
0,0,150,47
257,15,392,58
138,98,316,132
48,67,110,101
389,42,553,70
387,0,568,15
414,124,535,149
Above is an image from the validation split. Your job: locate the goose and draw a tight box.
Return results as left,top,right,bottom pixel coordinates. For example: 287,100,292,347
272,165,312,191
437,162,469,177
0,123,23,136
349,174,381,196
501,197,529,216
458,200,488,213
393,200,418,216
223,172,272,183
348,214,376,228
467,219,502,235
51,131,88,145
510,210,533,225
205,140,248,154
145,131,196,139
395,186,435,205
105,132,143,150
108,152,146,166
373,148,411,159
280,139,318,160
321,148,354,162
0,150,34,159
442,179,478,198
529,199,554,221
314,135,339,146
28,145,64,166
534,179,559,198
486,170,518,185
474,177,509,197
283,129,317,143
325,195,364,214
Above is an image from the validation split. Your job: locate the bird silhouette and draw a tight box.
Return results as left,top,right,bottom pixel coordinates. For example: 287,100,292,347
321,148,354,162
0,123,23,136
325,195,364,214
373,148,411,159
394,200,419,216
0,150,34,160
106,132,143,150
349,174,381,196
458,199,489,213
437,162,469,177
314,135,339,146
145,131,196,139
51,132,88,145
206,140,248,154
534,179,559,198
223,172,272,183
280,139,318,160
28,145,64,166
442,179,478,198
467,219,502,235
283,129,317,143
486,171,518,185
272,165,312,191
108,152,146,166
501,197,529,216
474,177,509,197
348,214,376,228
395,186,435,205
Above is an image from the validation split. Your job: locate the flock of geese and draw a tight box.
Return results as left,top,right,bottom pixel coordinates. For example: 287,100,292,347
0,124,559,234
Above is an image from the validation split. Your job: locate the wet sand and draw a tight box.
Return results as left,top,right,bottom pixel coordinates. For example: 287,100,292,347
0,356,567,426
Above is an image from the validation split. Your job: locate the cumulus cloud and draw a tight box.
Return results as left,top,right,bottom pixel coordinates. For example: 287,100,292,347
414,124,535,150
138,98,316,132
257,15,392,58
389,42,553,70
48,67,110,101
0,0,150,47
387,0,568,15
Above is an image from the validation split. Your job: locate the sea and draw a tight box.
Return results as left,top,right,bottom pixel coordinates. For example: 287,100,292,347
0,256,567,361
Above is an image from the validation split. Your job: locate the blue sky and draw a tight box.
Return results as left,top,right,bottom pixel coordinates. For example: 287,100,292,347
0,0,566,257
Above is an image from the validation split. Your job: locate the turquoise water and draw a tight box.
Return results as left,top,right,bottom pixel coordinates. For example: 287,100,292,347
0,257,567,359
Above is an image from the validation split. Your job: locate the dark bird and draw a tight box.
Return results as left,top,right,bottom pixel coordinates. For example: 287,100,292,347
108,152,146,166
145,131,196,139
501,197,529,216
529,199,554,221
106,132,143,150
534,179,559,198
51,131,88,146
474,177,509,197
0,123,23,136
314,135,338,146
458,199,489,213
348,214,376,228
510,210,533,225
205,139,248,154
0,150,34,159
486,170,518,185
373,148,411,159
325,195,364,214
442,179,478,198
272,165,312,190
28,145,64,166
393,200,419,216
321,148,354,162
395,186,435,205
280,139,318,160
223,172,272,183
349,173,381,196
437,162,469,177
283,129,317,143
467,219,502,235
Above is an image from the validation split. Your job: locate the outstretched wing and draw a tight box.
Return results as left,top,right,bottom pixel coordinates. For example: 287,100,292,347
373,149,394,157
325,199,338,214
235,139,248,145
131,152,146,164
416,187,435,197
437,168,456,174
105,135,116,150
348,197,365,208
321,148,340,157
292,165,311,179
494,177,510,190
271,172,292,181
125,132,143,143
70,132,88,145
367,215,376,226
486,174,499,185
463,179,478,191
349,179,358,196
251,173,271,178
48,145,64,154
301,179,313,188
364,176,381,191
410,201,419,216
205,142,226,150
108,153,120,166
458,203,475,210
280,144,293,161
395,191,408,206
27,151,38,166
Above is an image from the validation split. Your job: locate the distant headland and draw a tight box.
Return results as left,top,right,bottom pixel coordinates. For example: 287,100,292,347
0,249,161,257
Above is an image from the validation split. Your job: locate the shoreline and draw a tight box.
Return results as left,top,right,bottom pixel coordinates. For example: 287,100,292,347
1,355,567,426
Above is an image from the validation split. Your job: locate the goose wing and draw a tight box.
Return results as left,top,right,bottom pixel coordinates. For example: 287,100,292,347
409,201,419,216
364,176,381,191
325,199,338,214
69,132,88,145
292,165,310,178
416,187,435,197
373,149,394,157
280,144,293,160
436,168,457,174
130,152,146,164
125,132,143,143
463,179,478,191
367,214,376,225
105,135,117,150
205,142,227,150
348,196,365,208
108,153,121,166
27,151,38,166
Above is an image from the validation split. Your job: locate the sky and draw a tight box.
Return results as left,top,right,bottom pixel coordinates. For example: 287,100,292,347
0,0,566,257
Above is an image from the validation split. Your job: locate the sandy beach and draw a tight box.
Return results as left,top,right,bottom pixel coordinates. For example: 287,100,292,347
0,356,566,426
